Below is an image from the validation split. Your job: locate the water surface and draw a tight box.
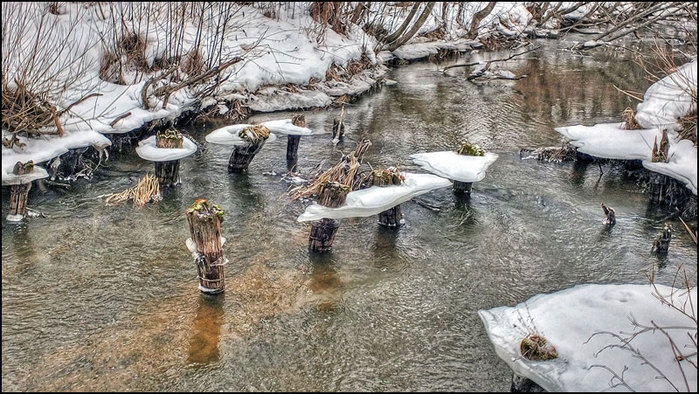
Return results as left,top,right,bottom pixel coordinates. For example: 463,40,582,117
2,36,697,391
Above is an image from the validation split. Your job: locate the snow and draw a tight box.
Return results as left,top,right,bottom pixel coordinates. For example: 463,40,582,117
635,59,697,132
1,129,111,185
478,283,697,392
297,173,451,222
204,124,277,146
2,165,49,186
555,123,661,160
135,135,198,162
643,139,698,195
260,119,313,136
410,151,499,183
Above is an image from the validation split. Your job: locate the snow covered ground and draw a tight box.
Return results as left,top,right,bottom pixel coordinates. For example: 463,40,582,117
479,283,697,392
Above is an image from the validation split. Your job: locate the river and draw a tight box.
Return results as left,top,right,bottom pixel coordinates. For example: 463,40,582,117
2,35,696,391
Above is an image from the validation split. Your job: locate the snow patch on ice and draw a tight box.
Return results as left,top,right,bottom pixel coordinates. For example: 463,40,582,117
410,151,499,183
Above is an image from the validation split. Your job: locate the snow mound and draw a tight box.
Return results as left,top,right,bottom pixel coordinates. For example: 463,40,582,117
205,124,277,146
478,283,697,392
410,151,499,183
555,123,661,160
297,173,451,222
635,59,697,131
2,165,49,186
260,119,313,136
135,135,198,162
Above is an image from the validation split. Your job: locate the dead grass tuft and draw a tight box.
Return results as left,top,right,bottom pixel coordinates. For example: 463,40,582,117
622,107,642,130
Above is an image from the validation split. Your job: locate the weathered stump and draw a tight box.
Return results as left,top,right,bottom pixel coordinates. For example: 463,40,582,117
651,225,671,254
510,374,545,392
332,118,345,141
309,218,340,253
228,142,265,173
286,114,306,163
601,202,616,226
8,161,36,221
452,180,473,195
154,129,184,186
378,205,404,227
9,183,32,219
154,160,181,187
186,199,227,294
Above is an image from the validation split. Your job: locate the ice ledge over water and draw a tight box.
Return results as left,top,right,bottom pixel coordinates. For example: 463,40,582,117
478,283,697,392
410,151,499,183
205,124,277,146
555,123,697,195
297,173,451,222
1,129,111,185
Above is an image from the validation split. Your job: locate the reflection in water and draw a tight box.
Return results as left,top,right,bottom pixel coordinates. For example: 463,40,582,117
188,294,225,365
307,261,344,312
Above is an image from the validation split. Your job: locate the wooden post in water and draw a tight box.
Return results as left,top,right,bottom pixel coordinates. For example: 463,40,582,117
228,125,270,173
186,199,227,294
452,180,473,195
601,202,616,226
9,161,35,220
651,224,671,254
154,128,184,186
332,118,345,142
378,205,403,227
309,181,349,253
286,115,305,169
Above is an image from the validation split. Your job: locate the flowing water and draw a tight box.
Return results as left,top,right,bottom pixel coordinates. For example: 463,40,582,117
2,36,697,391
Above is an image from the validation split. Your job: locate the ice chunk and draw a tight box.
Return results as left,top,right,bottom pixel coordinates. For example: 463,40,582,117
410,151,498,183
297,173,451,222
478,284,697,392
135,135,198,162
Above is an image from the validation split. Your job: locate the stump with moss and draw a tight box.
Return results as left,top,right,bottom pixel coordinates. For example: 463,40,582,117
309,181,349,253
186,199,227,294
9,161,35,219
453,141,485,195
155,128,184,186
228,125,270,173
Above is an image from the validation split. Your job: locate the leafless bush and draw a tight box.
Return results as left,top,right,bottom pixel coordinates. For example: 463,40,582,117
2,3,101,142
588,265,697,392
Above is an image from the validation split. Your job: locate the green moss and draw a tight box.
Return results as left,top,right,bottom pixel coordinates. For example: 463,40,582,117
187,198,224,223
456,141,485,156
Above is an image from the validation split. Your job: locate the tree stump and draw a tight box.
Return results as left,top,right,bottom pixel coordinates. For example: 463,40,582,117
286,114,305,163
186,199,227,294
228,142,265,173
309,181,349,253
155,129,184,186
155,160,181,187
332,117,345,141
9,183,32,220
8,161,35,220
452,180,472,195
309,218,340,253
601,203,616,226
651,225,671,254
378,205,404,227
